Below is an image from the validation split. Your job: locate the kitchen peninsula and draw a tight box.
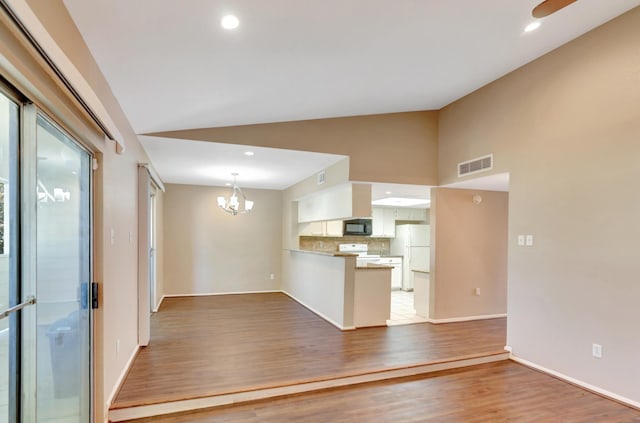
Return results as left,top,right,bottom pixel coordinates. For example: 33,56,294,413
282,249,391,330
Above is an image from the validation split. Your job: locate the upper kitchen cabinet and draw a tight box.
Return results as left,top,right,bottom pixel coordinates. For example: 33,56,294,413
298,220,344,237
395,207,428,222
298,183,371,223
371,207,396,238
325,220,344,237
299,221,325,236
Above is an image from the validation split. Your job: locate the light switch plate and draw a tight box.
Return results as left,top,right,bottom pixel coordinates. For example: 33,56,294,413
592,343,602,358
525,235,533,246
517,235,525,246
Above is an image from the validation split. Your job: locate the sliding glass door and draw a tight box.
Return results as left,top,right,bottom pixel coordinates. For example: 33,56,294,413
0,86,20,423
0,88,92,422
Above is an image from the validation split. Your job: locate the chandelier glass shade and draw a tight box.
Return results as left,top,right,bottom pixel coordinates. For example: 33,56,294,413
217,173,254,215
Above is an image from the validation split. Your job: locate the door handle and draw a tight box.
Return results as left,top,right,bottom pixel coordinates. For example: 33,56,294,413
0,295,36,320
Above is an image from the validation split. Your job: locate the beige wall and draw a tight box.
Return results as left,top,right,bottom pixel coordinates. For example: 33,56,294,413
163,184,282,294
430,188,508,320
151,111,439,186
438,8,640,403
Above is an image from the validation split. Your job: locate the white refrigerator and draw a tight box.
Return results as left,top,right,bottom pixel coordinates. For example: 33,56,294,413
390,224,430,290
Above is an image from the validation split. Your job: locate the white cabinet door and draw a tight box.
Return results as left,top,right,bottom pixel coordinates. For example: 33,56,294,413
395,207,427,222
371,207,384,237
325,220,343,237
299,221,325,236
382,208,396,237
372,207,396,238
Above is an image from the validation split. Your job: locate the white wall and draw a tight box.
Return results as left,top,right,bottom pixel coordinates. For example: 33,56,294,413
282,250,354,329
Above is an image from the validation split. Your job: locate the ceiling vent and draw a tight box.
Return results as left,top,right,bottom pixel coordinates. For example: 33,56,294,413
458,154,493,177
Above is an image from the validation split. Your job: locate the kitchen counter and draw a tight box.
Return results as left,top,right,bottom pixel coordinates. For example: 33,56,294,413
284,249,391,330
287,248,357,257
356,263,392,270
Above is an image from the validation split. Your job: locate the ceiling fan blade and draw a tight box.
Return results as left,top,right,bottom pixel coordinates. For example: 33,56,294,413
532,0,577,18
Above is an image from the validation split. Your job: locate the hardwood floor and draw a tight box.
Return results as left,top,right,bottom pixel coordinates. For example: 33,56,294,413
121,361,640,422
112,293,506,410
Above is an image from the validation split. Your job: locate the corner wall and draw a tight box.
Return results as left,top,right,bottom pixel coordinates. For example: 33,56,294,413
438,7,640,403
430,188,508,320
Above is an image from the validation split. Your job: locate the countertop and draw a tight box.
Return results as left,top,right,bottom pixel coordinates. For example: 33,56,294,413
287,249,357,257
356,263,393,270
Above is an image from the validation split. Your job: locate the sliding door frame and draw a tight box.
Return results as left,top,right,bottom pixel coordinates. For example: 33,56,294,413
1,76,27,423
1,78,95,422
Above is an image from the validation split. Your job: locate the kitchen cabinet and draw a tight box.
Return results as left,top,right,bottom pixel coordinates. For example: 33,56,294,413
395,207,428,222
298,183,371,223
299,221,325,236
299,220,343,237
325,220,343,237
376,257,402,289
371,207,396,238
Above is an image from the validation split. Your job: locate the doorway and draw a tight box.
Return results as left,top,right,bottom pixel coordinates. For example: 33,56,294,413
0,90,93,422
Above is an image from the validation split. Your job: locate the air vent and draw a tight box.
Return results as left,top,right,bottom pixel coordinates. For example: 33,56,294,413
317,170,326,185
458,154,493,177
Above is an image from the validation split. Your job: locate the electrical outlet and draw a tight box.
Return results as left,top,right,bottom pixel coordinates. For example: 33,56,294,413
517,235,525,246
270,273,275,280
525,235,534,246
110,228,115,245
116,339,120,354
592,343,602,358
474,288,481,296
129,231,133,243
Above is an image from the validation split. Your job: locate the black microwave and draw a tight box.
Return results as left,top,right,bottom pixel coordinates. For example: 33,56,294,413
343,219,373,236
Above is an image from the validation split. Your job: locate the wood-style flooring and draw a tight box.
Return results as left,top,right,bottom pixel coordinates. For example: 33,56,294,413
112,293,506,410
122,361,640,422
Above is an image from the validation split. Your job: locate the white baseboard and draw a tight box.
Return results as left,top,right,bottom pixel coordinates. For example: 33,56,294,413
152,295,165,312
281,290,355,331
428,313,507,324
105,344,141,421
163,290,282,298
509,354,640,410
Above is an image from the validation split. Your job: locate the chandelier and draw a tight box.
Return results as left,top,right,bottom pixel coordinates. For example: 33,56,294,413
217,173,254,215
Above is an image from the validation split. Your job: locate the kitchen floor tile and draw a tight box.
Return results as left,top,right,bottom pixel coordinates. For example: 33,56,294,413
388,291,428,326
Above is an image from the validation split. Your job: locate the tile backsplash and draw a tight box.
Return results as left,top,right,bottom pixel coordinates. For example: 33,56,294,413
299,236,391,255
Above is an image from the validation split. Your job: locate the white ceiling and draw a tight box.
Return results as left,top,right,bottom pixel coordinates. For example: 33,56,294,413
139,136,345,189
62,0,640,192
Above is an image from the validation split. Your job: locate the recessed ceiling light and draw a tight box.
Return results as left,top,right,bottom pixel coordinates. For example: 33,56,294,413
244,151,254,156
524,21,541,33
221,15,239,30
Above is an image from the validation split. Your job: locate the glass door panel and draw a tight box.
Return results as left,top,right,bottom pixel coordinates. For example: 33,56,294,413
32,114,91,422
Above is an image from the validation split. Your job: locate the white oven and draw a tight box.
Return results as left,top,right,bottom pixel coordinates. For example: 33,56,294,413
338,243,380,266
